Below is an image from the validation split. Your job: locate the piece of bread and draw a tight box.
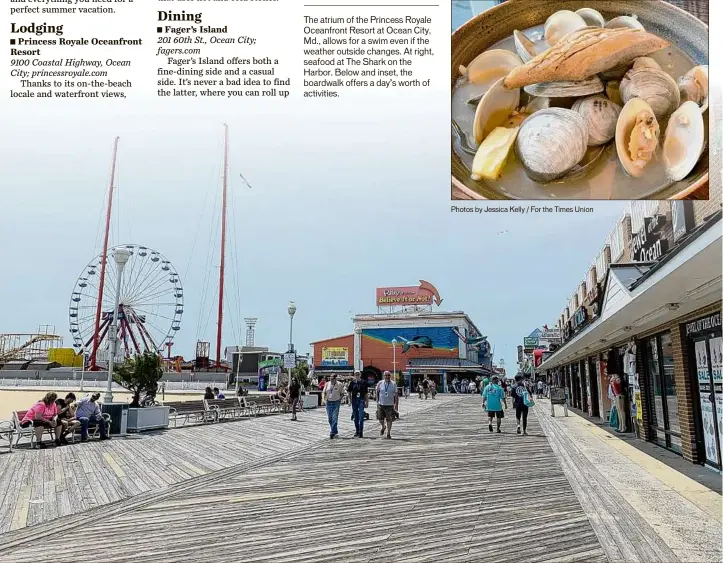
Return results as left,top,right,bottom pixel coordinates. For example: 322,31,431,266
504,28,671,89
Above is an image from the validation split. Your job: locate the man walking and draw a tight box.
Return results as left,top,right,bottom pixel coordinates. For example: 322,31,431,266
376,370,398,439
512,375,530,435
482,376,507,433
347,370,369,438
289,376,301,421
323,373,343,438
536,379,544,399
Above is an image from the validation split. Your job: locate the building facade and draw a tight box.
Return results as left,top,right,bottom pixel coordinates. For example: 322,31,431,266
311,309,492,391
538,197,722,471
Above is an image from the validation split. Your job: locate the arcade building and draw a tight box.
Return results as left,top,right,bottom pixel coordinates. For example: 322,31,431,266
311,281,493,391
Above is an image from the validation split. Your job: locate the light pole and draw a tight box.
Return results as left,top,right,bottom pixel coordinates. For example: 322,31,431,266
105,247,131,403
391,338,397,381
287,301,297,384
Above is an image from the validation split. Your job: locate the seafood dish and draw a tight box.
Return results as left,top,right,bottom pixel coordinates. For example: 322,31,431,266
452,5,709,199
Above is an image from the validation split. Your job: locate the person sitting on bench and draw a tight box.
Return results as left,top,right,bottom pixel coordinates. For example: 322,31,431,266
56,393,81,445
20,392,62,448
74,393,110,442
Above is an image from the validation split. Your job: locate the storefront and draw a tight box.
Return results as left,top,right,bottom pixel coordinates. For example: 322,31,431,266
537,206,721,467
684,312,723,469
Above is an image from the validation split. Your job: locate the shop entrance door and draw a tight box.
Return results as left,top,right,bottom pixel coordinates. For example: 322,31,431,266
691,334,723,469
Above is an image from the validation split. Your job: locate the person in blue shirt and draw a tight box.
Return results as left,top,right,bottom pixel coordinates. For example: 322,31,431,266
482,375,507,433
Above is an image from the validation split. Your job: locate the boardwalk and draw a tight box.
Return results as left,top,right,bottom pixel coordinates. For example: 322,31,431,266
0,396,720,562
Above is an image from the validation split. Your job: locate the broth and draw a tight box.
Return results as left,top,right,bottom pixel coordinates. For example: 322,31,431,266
452,25,702,200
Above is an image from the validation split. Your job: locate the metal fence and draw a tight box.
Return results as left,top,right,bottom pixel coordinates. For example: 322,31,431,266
0,378,228,392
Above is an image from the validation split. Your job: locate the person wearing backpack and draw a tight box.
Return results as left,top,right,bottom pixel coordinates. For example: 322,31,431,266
512,374,532,435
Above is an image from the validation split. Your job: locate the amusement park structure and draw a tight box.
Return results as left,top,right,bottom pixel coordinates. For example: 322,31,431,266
0,326,63,362
68,138,183,369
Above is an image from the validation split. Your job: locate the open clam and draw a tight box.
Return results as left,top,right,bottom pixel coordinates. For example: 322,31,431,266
615,98,660,178
464,49,522,88
521,96,550,114
678,65,709,113
632,57,661,71
663,101,705,181
524,77,604,98
473,77,520,144
513,30,537,63
544,10,588,46
605,15,645,31
572,95,622,146
620,67,680,119
515,108,589,182
576,8,605,28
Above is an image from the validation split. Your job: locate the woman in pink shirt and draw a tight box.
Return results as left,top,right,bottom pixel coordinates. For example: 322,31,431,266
20,392,62,448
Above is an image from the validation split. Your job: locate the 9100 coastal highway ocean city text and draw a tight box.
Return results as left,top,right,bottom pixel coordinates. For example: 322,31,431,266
451,205,596,214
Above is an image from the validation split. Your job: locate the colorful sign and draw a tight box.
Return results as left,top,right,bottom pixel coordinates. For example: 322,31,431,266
376,280,442,307
362,327,458,355
321,347,349,366
523,336,538,348
695,340,719,466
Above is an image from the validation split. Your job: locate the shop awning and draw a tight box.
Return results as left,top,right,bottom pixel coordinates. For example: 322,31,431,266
539,212,722,370
406,358,492,373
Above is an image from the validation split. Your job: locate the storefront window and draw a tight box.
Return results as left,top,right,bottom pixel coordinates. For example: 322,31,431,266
644,332,682,454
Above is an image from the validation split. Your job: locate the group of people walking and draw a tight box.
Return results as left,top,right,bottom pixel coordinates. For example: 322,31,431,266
481,374,536,435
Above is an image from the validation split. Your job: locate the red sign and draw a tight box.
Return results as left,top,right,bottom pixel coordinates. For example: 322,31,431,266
376,280,442,307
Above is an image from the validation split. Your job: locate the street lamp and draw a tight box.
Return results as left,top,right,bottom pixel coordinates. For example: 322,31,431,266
391,338,397,380
287,301,297,384
105,247,131,403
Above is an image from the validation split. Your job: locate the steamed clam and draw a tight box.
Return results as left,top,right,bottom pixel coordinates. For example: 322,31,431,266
605,15,645,31
620,66,680,119
524,77,604,98
663,101,705,181
632,57,661,71
463,49,522,87
544,10,588,46
473,77,520,144
615,98,660,178
515,108,589,182
678,65,709,113
513,30,537,63
576,8,605,28
572,95,622,146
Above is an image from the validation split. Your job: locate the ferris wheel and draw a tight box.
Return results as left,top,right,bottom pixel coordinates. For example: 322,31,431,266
69,244,183,365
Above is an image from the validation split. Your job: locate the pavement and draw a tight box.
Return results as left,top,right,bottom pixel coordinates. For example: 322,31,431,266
0,395,720,562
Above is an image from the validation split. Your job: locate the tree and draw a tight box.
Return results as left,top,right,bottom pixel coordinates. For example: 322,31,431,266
113,352,164,408
291,363,310,387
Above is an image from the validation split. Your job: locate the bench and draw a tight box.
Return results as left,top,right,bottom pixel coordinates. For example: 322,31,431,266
11,410,110,448
0,420,14,453
245,394,281,415
204,398,254,420
168,400,216,427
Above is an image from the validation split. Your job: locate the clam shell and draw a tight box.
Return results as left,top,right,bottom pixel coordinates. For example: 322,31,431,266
678,65,709,113
515,108,589,182
663,101,705,181
524,76,604,98
544,10,588,46
473,77,520,144
572,95,622,146
513,30,537,63
466,49,522,88
576,8,605,27
605,15,645,31
615,98,660,178
521,96,551,114
620,67,680,119
632,57,661,71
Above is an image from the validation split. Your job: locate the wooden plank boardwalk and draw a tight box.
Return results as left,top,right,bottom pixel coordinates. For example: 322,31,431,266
0,396,438,535
0,397,608,563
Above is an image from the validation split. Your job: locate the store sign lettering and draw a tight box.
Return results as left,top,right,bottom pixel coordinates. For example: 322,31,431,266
571,307,588,331
686,313,722,336
631,215,668,262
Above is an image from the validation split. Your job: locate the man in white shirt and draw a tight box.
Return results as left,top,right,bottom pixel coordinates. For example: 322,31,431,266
323,373,343,438
376,371,398,439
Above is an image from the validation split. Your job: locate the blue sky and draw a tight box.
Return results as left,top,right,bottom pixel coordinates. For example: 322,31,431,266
0,112,626,370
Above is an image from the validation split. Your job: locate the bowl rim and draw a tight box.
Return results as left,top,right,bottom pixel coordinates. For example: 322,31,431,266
451,0,710,201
